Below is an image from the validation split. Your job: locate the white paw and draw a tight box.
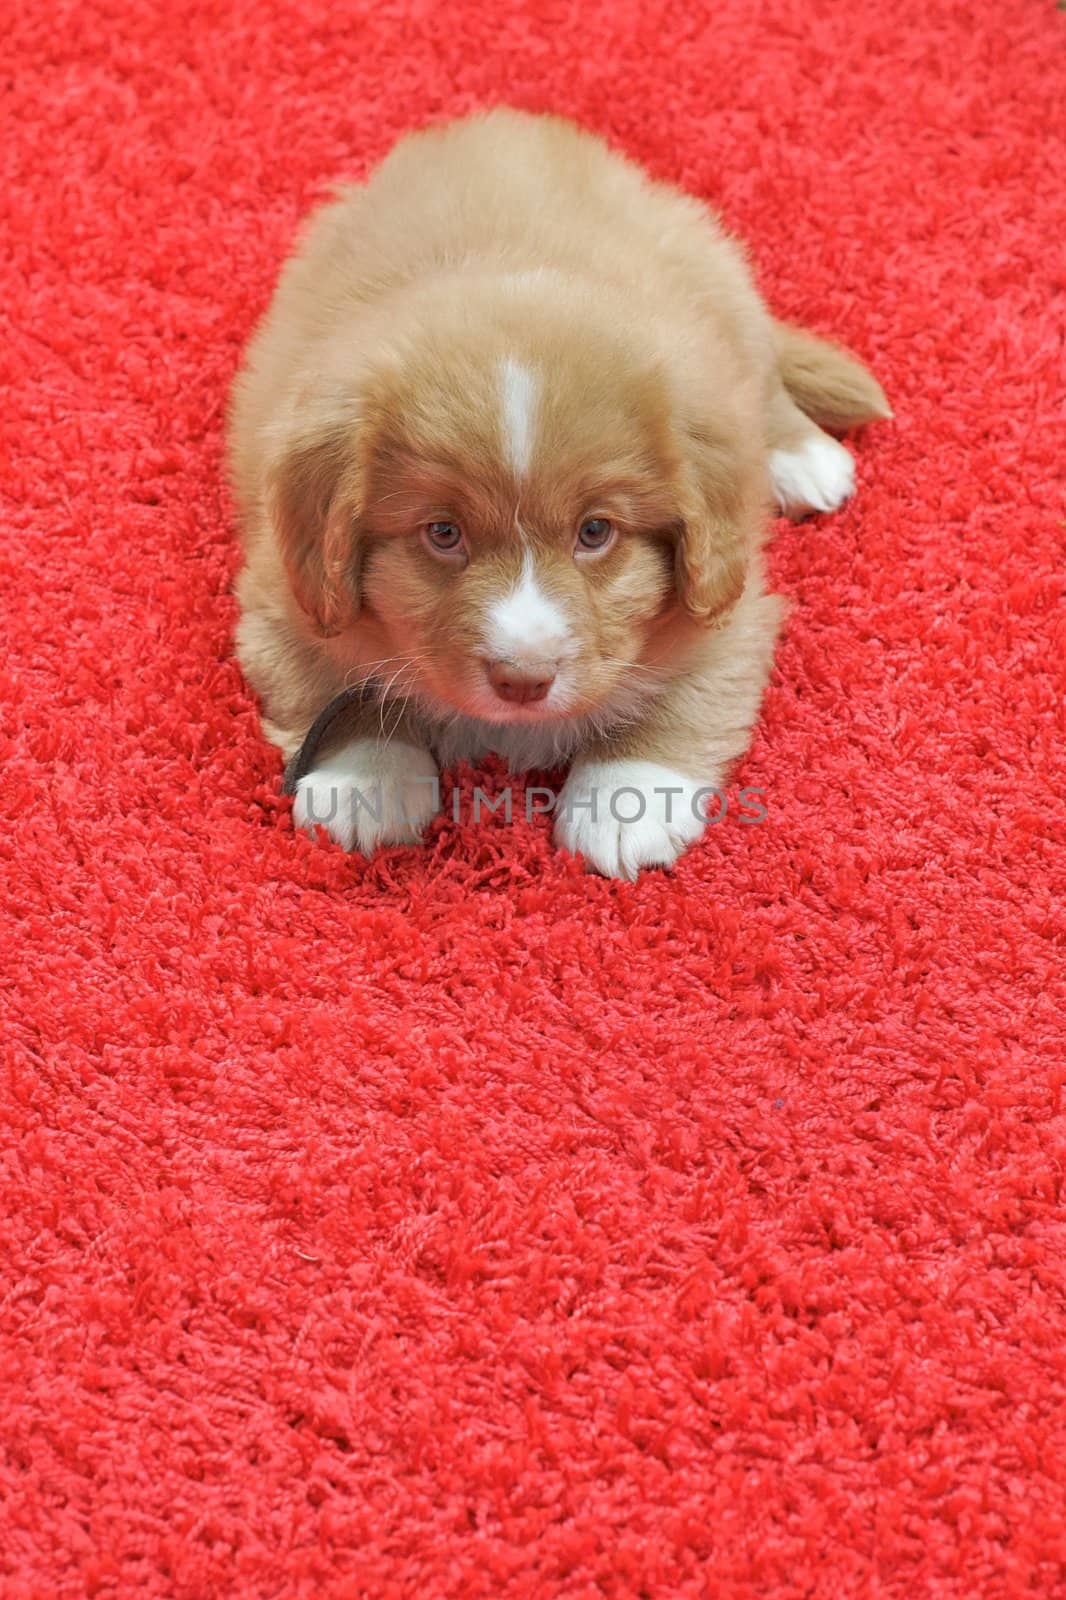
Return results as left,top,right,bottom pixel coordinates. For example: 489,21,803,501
770,434,855,517
293,738,439,854
554,760,711,881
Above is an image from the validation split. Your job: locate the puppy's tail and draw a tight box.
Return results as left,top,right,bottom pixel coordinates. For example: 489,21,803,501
774,322,891,433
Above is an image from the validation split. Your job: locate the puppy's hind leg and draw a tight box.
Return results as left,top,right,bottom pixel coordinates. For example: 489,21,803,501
766,389,857,519
767,322,890,519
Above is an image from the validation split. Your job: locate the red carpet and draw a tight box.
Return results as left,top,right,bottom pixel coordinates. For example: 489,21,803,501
3,1,1065,1594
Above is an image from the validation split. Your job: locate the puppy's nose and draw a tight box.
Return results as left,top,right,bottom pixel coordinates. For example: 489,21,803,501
486,659,556,704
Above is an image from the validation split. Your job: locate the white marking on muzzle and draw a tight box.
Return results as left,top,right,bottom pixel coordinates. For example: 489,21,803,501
484,553,573,663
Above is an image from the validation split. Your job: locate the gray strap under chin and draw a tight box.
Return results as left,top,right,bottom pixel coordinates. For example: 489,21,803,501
280,680,384,797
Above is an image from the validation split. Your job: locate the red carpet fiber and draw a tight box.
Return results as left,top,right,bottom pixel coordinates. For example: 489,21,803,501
3,1,1066,1594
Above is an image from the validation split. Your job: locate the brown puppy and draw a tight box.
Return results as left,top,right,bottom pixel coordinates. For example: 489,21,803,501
229,108,889,879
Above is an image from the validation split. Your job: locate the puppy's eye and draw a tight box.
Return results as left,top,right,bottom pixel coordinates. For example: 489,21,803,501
576,517,614,554
423,520,464,556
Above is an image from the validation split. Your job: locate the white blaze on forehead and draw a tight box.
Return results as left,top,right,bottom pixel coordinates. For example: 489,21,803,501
498,357,538,479
484,553,573,663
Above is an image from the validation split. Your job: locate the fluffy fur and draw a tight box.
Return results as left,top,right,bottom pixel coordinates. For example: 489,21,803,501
229,108,888,878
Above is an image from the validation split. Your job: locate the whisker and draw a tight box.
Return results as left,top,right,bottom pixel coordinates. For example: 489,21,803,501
376,664,414,736
382,685,420,749
341,653,432,695
597,655,673,682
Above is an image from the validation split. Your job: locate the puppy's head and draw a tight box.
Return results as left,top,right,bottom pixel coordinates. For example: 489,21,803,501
267,283,762,724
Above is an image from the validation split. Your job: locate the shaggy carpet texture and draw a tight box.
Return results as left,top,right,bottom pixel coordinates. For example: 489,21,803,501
3,0,1065,1594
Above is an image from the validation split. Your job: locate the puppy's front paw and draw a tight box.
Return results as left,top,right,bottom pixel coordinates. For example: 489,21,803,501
293,738,439,854
554,760,711,881
770,433,855,517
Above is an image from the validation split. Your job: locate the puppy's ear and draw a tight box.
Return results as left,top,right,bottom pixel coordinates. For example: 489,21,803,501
265,402,365,638
672,443,754,625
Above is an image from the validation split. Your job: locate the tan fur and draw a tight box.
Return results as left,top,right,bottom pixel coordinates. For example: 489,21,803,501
228,108,887,873
774,323,891,434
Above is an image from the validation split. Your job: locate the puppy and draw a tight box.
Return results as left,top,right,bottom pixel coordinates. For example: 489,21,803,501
228,108,888,879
